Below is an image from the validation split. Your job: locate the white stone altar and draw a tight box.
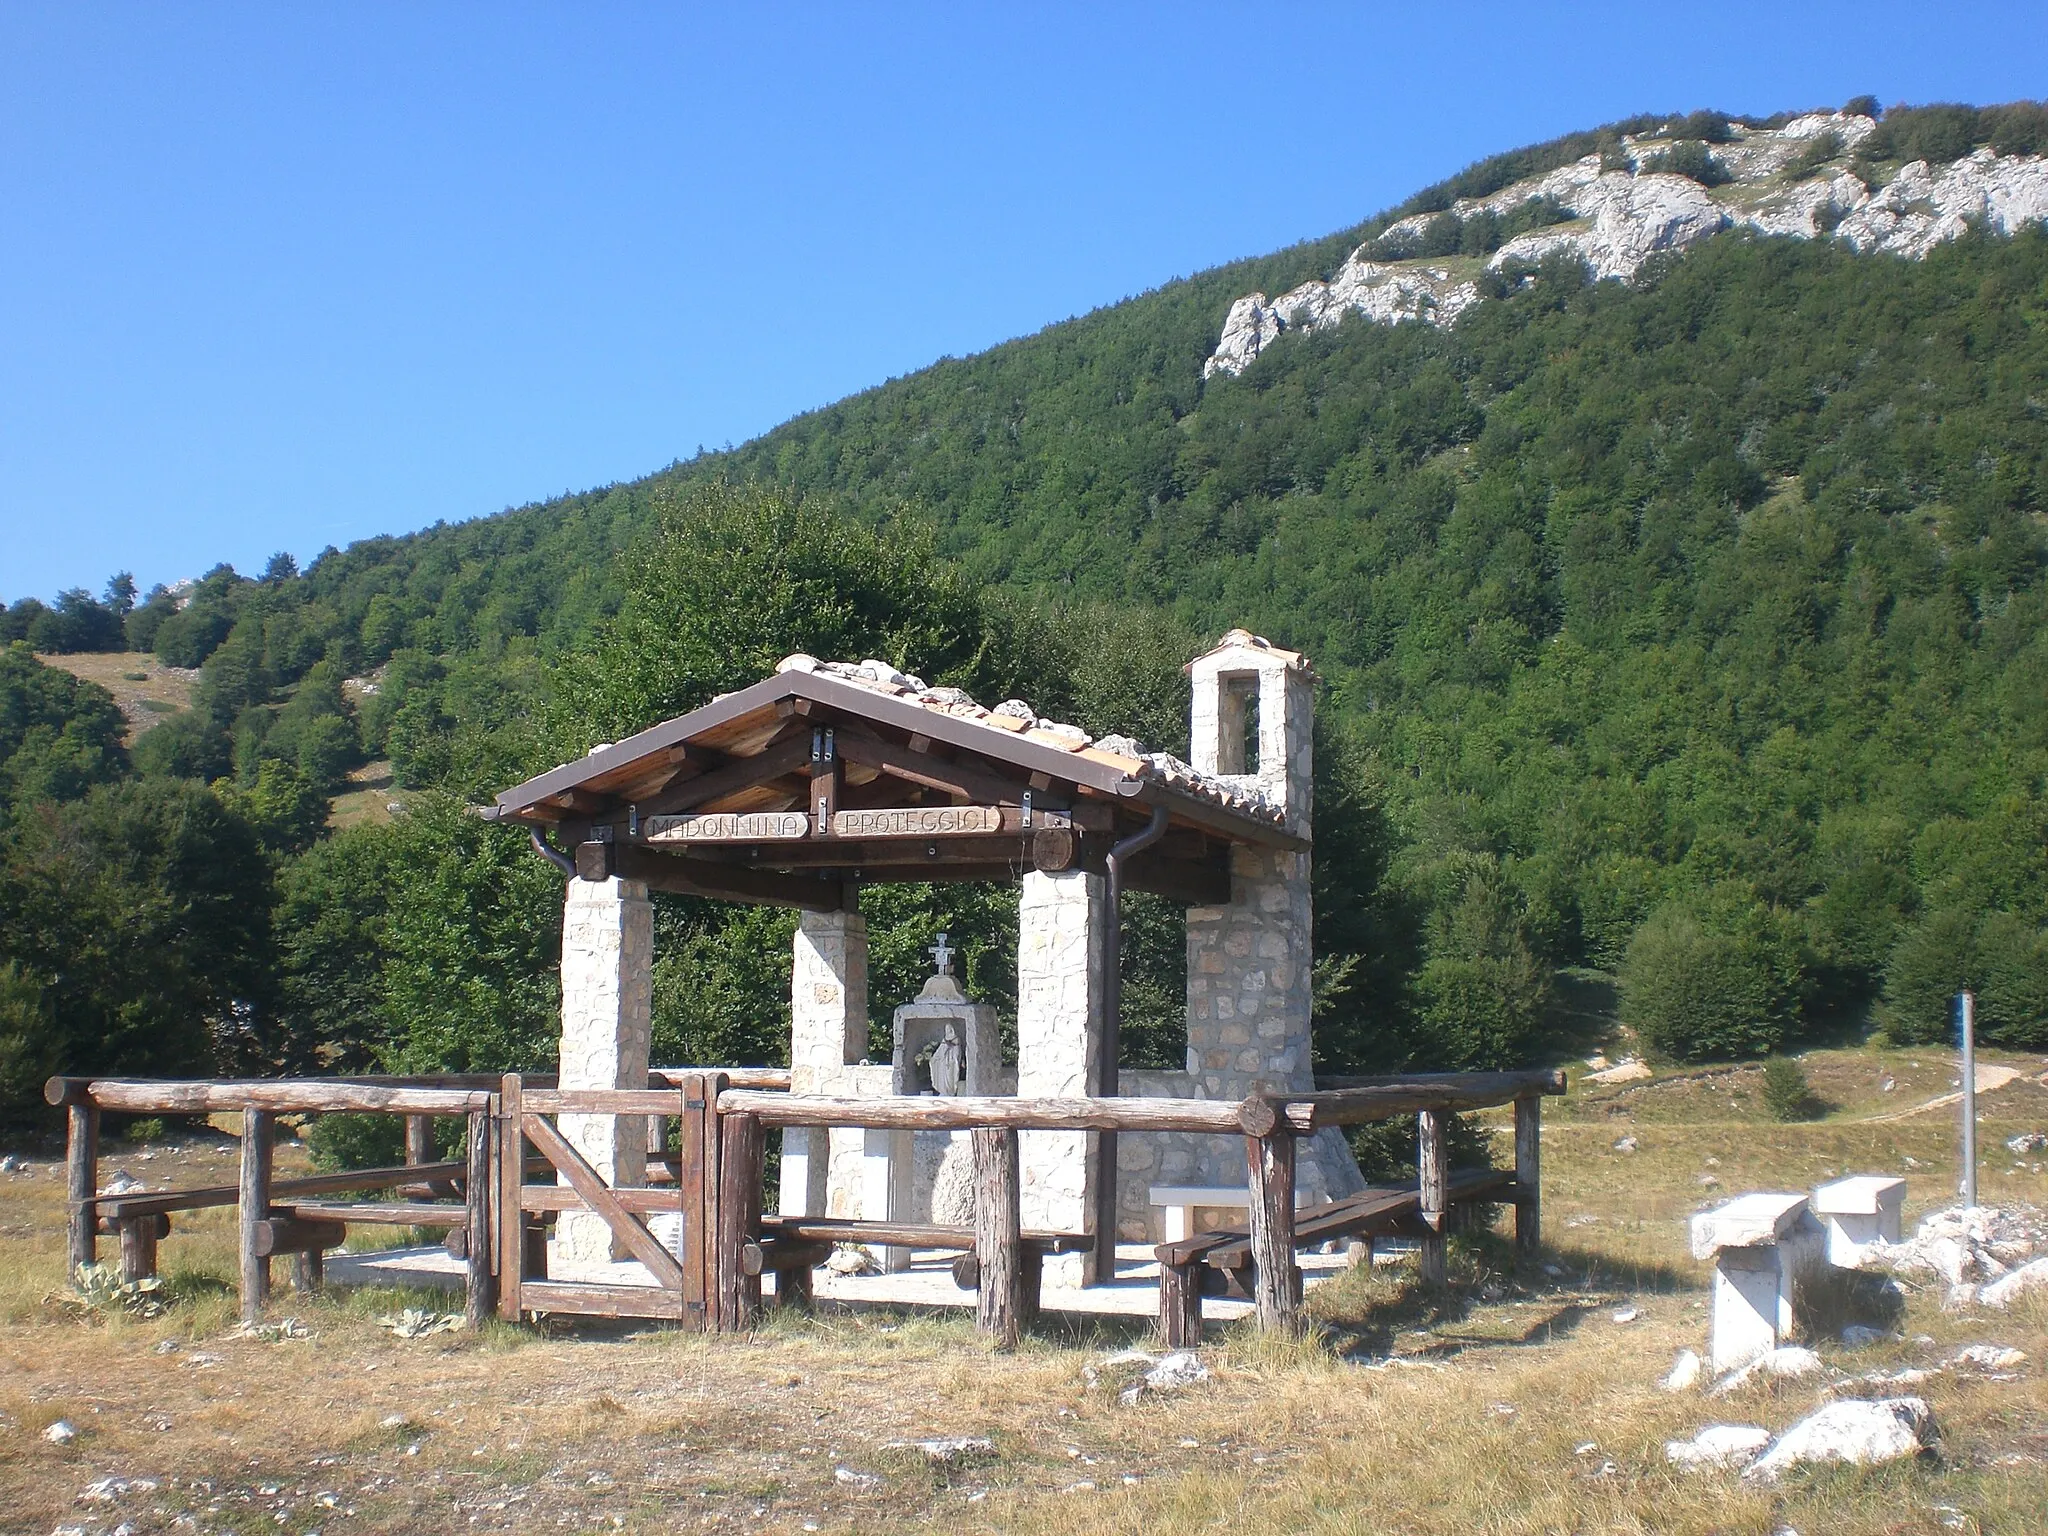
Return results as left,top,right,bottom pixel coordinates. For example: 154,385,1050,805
1691,1192,1827,1373
1811,1175,1907,1267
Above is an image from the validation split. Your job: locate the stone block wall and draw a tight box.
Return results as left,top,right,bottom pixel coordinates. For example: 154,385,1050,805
555,875,653,1262
1016,868,1105,1284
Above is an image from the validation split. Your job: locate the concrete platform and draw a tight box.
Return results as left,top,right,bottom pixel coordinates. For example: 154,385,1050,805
325,1241,1363,1323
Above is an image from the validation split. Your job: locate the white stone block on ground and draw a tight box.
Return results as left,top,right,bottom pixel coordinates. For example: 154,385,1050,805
1691,1193,1813,1259
1743,1397,1934,1481
1693,1194,1826,1374
1665,1424,1772,1471
1813,1175,1906,1267
1981,1256,2048,1309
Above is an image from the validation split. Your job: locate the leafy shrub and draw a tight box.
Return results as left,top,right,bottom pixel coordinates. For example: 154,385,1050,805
1884,908,2048,1048
1644,140,1731,186
1664,110,1733,144
1860,100,2048,165
306,1112,405,1171
1761,1056,1822,1121
1620,906,1785,1062
1785,130,1845,181
1843,95,1881,120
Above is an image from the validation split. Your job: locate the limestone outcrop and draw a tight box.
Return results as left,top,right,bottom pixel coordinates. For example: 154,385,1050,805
1205,111,2048,378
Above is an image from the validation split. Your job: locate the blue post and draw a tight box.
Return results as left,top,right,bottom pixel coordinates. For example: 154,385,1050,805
1958,991,1978,1209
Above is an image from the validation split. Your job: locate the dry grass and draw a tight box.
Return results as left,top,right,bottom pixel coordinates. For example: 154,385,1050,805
327,761,416,831
34,652,198,743
1,1047,2044,1534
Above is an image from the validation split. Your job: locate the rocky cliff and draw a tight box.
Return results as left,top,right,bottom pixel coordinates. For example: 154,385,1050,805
1206,112,2048,378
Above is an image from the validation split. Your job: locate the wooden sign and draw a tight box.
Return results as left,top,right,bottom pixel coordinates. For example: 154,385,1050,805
832,805,1002,838
644,811,810,843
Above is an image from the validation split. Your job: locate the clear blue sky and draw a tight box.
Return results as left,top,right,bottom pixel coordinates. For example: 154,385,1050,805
4,3,2044,600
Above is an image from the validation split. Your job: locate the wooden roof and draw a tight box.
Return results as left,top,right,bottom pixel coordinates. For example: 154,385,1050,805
488,661,1304,910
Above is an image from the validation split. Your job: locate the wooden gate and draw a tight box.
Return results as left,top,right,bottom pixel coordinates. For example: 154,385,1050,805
494,1072,725,1325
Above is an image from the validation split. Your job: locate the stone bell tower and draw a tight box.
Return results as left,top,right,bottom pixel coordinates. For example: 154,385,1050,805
1182,630,1357,1205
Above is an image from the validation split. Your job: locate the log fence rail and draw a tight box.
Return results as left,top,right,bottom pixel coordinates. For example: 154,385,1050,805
46,1065,1560,1345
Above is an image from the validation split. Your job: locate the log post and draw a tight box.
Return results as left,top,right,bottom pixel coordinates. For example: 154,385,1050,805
118,1215,161,1284
1157,1259,1203,1349
464,1108,497,1329
406,1113,434,1169
290,1248,323,1295
1513,1093,1541,1259
1244,1103,1301,1334
496,1074,524,1322
1018,1245,1044,1326
972,1126,1023,1349
239,1108,275,1323
1417,1108,1448,1285
65,1095,100,1277
715,1110,764,1331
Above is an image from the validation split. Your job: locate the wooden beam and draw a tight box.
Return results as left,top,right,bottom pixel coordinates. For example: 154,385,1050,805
1514,1094,1541,1259
596,843,848,911
717,1088,1264,1135
1418,1108,1448,1285
465,1108,496,1328
66,1098,98,1275
524,1112,692,1291
834,730,1039,806
239,1109,273,1323
1244,1108,1301,1335
637,736,814,817
1120,848,1232,906
974,1126,1023,1350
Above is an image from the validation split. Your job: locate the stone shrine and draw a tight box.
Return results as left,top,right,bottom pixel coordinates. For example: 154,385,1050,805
518,628,1365,1289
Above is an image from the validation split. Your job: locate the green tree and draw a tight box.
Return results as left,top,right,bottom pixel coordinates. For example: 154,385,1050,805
1621,904,1785,1061
0,779,277,1106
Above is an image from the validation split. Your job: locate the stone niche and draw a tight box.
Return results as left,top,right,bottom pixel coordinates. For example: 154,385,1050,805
864,948,1002,1269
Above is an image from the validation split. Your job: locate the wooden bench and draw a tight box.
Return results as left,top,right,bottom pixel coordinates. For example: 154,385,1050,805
1154,1168,1521,1347
757,1215,1091,1317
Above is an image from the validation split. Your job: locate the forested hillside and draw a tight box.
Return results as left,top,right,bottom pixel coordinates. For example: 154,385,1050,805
4,103,2046,1116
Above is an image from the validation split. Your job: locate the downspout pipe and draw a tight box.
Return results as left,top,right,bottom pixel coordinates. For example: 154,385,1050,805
1093,803,1170,1283
529,827,578,877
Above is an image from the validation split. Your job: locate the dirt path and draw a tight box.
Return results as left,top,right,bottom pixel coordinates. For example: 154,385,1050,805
1858,1062,2036,1123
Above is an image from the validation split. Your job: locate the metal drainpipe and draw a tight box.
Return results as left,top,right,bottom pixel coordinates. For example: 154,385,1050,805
1093,804,1170,1283
528,828,577,877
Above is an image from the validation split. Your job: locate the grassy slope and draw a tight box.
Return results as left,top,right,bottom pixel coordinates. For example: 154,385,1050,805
0,1047,2042,1534
33,651,196,743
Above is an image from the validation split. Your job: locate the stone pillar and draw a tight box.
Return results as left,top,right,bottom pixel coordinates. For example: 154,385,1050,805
1016,868,1106,1286
555,875,652,1264
782,906,869,1219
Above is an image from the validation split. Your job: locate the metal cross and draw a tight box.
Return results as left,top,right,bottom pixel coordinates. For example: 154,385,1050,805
929,931,955,976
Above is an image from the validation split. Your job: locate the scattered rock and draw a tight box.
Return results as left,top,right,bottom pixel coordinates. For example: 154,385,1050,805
1588,1059,1653,1084
1981,1257,2048,1310
1840,1325,1889,1348
1698,1174,1721,1188
1610,1306,1641,1325
1859,1205,2042,1290
1612,1136,1639,1154
1662,1349,1702,1392
825,1244,881,1276
77,1476,158,1504
1118,1351,1211,1405
96,1171,144,1197
1880,1077,1896,1093
2006,1132,2048,1154
1744,1397,1935,1481
1665,1424,1772,1471
1949,1343,2027,1372
882,1436,995,1468
833,1467,881,1492
1709,1346,1826,1396
41,1420,77,1445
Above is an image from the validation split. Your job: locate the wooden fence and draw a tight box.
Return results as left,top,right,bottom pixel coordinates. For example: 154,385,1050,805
46,1065,1561,1345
